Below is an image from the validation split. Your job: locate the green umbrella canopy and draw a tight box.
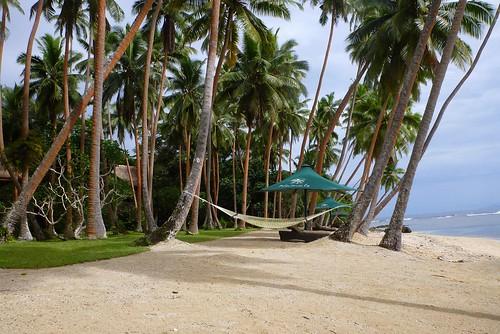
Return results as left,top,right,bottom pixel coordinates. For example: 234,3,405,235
262,165,355,192
316,197,351,211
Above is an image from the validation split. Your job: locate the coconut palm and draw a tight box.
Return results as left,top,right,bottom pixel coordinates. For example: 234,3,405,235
138,0,221,245
218,32,307,226
87,0,107,239
380,0,472,250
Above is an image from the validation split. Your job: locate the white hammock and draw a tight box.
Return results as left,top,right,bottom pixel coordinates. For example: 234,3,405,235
191,194,334,229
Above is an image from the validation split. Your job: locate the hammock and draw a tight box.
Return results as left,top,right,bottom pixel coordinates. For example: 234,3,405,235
191,194,334,229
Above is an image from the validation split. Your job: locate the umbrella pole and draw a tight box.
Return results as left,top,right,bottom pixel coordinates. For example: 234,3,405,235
304,189,309,230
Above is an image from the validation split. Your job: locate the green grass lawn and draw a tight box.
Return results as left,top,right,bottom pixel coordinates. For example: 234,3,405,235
0,228,255,269
0,233,148,269
176,228,256,243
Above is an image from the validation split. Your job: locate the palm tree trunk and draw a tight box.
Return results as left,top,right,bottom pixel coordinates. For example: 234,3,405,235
137,0,221,245
148,52,168,205
357,97,389,197
278,138,284,218
338,145,354,183
231,134,238,228
80,25,93,155
263,124,274,218
62,30,75,239
297,16,336,169
240,126,252,229
140,0,162,233
178,144,183,191
15,0,44,240
290,17,336,218
345,155,365,185
3,0,155,235
331,0,442,243
189,180,200,233
87,0,108,240
134,124,143,232
333,64,362,180
308,64,368,214
380,0,467,251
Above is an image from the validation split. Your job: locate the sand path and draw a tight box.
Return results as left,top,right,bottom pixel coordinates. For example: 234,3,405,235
1,231,499,333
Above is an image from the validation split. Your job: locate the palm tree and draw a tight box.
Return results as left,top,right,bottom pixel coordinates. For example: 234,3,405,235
137,0,221,245
3,0,155,237
0,0,23,195
87,0,107,239
164,55,204,232
104,25,147,230
139,0,163,232
296,0,349,168
217,32,306,226
331,0,443,243
380,0,469,251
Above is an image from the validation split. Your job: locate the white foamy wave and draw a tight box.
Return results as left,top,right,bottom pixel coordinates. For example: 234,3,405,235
403,217,413,221
436,215,453,219
466,211,500,217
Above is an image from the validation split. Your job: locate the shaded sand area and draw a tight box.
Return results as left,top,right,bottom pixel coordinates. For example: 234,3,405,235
1,231,499,333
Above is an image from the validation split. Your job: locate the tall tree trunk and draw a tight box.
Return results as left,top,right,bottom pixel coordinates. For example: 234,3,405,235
189,180,200,233
62,31,75,239
307,64,368,214
81,25,93,155
141,0,162,232
87,0,108,240
149,52,168,204
380,0,467,251
297,16,336,170
134,125,143,232
231,133,238,228
331,0,442,243
239,126,252,229
338,146,354,182
358,97,389,196
263,124,274,218
333,64,361,180
16,0,45,240
290,17,336,217
345,155,365,185
2,0,155,235
137,0,221,245
178,144,183,191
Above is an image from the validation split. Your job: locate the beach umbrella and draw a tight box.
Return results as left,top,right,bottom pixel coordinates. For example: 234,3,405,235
262,165,355,192
316,197,351,211
262,165,355,224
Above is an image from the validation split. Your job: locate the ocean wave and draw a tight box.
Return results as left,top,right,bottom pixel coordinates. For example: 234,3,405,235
403,217,413,221
466,211,500,217
436,215,453,219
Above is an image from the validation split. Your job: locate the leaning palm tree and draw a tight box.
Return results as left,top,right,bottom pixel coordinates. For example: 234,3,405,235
137,0,222,245
331,0,443,242
87,0,107,239
380,0,469,251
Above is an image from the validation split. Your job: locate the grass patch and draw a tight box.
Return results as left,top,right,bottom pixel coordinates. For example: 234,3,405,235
176,228,256,243
0,233,148,269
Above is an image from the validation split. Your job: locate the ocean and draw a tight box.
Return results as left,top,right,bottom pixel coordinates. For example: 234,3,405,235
376,211,500,240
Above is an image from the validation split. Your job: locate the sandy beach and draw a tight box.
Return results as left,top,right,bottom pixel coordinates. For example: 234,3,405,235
1,230,499,333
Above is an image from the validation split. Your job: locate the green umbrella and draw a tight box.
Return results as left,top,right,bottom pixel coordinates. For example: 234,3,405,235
262,165,355,224
262,165,355,192
316,197,351,211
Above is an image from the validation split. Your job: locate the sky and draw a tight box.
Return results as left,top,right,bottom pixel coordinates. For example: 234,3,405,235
3,1,500,216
